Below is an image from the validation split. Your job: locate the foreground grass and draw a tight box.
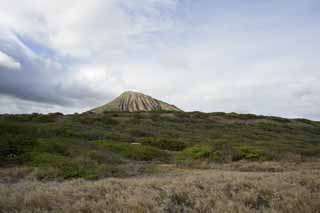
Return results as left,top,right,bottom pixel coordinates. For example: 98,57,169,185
1,162,319,213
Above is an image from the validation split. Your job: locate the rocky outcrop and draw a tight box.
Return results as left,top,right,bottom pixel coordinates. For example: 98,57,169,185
90,91,182,113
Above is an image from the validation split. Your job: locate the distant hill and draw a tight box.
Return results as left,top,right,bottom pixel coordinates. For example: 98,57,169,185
90,91,182,113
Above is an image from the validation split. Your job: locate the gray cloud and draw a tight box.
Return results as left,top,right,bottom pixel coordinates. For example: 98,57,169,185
0,35,115,110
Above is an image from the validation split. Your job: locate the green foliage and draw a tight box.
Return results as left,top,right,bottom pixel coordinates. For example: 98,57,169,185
130,113,143,124
150,113,161,122
30,152,114,180
95,141,169,161
268,116,291,123
176,141,268,164
139,137,187,151
0,122,39,165
33,138,71,156
294,118,316,126
1,111,320,179
72,114,119,126
30,113,57,123
127,128,154,138
0,134,37,165
210,112,265,120
176,145,212,162
173,112,191,121
237,145,266,160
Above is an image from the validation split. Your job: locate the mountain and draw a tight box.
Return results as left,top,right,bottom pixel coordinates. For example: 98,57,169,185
90,91,182,113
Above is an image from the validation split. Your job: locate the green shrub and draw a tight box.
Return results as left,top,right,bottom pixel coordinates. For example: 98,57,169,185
1,111,319,178
95,141,169,161
236,145,266,160
30,152,115,180
85,150,123,164
268,116,291,123
0,134,38,165
176,141,267,164
176,145,212,162
73,115,119,126
190,111,208,119
241,114,265,119
295,118,315,125
139,137,187,151
30,152,66,168
127,128,153,138
210,140,241,162
33,138,71,156
30,113,56,123
150,113,161,122
173,112,191,121
100,117,119,126
210,112,227,116
3,114,33,122
132,113,143,120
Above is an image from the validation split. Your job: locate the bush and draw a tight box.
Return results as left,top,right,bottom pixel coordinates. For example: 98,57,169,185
173,112,191,120
30,152,115,180
73,115,119,126
210,140,241,162
176,145,212,162
237,145,266,160
150,113,161,122
176,141,267,164
1,111,319,179
33,138,71,156
127,128,153,138
190,111,208,119
210,112,227,116
0,134,38,166
295,118,315,125
31,113,56,123
3,114,33,122
131,113,143,123
139,137,187,151
95,141,169,161
268,116,291,123
100,117,119,126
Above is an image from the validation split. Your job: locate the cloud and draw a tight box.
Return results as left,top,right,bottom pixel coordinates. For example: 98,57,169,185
0,0,320,120
0,51,21,70
0,34,116,108
0,0,176,111
0,94,80,114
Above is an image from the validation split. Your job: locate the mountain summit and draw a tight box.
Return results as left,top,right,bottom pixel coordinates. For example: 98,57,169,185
90,91,182,113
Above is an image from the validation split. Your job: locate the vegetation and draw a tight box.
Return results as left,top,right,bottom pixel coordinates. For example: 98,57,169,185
0,111,320,179
1,112,320,212
95,140,169,161
1,162,319,212
139,137,187,151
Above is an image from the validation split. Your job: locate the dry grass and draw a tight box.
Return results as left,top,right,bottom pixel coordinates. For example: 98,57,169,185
1,162,320,213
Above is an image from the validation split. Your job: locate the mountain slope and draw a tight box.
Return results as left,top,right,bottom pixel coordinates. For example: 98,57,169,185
90,91,182,113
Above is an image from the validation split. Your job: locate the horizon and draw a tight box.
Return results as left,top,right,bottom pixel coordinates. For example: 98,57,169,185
0,0,319,120
1,89,319,122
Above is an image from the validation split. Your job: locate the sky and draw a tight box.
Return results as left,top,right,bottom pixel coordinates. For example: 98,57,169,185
0,0,320,120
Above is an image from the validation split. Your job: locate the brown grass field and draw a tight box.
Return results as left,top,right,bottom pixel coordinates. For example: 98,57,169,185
1,161,320,213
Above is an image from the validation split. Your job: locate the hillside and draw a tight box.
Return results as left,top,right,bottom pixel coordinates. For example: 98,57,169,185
1,111,320,180
90,91,182,113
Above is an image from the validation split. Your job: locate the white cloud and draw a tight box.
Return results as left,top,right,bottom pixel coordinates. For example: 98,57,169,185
0,0,320,120
0,51,21,70
0,94,80,114
0,0,178,58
